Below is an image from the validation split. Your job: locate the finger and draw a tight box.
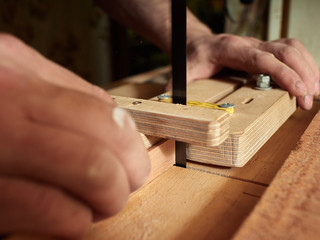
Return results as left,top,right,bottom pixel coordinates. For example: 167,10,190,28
0,177,91,239
259,41,317,96
23,80,150,191
280,38,320,96
0,33,114,104
297,95,314,110
218,46,308,97
0,69,150,192
0,120,131,217
276,39,320,84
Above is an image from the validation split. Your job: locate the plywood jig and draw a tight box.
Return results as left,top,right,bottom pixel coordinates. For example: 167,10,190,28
113,73,296,167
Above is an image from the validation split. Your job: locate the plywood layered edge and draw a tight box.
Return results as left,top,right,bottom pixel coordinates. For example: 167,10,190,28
113,95,230,147
188,87,297,167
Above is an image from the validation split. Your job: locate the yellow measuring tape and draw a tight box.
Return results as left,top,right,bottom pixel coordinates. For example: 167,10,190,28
157,95,234,114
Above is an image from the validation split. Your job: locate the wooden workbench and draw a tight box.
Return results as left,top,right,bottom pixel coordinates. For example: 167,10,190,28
83,68,320,240
6,68,320,240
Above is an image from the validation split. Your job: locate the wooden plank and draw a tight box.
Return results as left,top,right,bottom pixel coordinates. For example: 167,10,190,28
7,102,318,240
113,95,230,147
83,102,319,240
84,167,266,240
233,108,320,240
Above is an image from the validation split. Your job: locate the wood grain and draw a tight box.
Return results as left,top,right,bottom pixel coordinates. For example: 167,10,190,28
83,102,320,240
233,108,320,240
84,167,266,240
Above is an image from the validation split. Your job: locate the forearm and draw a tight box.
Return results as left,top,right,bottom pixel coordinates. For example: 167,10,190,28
96,0,213,55
96,0,171,54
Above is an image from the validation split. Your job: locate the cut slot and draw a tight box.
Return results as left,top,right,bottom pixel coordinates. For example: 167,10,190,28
242,98,254,104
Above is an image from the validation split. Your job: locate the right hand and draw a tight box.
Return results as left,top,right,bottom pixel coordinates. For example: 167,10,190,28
0,34,150,239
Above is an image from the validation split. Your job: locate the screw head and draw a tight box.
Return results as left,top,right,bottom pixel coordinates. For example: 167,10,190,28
219,103,235,108
157,94,171,100
132,101,142,105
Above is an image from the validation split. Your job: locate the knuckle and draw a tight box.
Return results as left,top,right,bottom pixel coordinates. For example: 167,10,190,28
219,34,243,47
33,187,91,238
279,45,299,58
81,146,130,216
0,33,21,53
253,51,274,68
283,38,302,47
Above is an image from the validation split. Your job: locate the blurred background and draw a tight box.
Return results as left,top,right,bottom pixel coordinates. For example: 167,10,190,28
1,0,317,88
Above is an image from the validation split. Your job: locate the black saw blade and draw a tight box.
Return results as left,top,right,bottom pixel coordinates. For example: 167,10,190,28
171,0,186,168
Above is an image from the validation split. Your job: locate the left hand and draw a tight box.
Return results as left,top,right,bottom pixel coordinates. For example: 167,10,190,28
186,33,320,110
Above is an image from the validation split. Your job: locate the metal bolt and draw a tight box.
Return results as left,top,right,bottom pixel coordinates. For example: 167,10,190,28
132,101,142,105
219,103,235,108
157,94,171,100
254,74,272,90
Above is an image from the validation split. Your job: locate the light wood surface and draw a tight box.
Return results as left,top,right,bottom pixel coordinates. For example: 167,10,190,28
84,167,266,240
5,68,320,240
83,101,320,240
233,107,320,240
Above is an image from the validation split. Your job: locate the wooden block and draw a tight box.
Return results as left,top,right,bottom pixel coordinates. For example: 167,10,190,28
188,85,296,167
145,139,175,185
233,109,320,240
140,133,161,149
113,95,230,146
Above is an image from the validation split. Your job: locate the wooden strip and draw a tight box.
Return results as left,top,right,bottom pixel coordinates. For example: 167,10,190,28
233,109,320,240
144,139,175,185
113,95,230,146
188,85,296,167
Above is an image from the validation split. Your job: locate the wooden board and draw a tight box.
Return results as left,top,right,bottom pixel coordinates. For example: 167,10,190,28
84,167,266,240
188,85,296,167
233,108,320,240
82,101,320,240
6,102,319,240
113,95,230,147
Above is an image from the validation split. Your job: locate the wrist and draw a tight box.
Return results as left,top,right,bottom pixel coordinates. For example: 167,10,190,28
186,9,214,45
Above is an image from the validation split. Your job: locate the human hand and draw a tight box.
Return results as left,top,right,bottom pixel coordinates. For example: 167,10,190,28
0,34,150,239
186,33,319,110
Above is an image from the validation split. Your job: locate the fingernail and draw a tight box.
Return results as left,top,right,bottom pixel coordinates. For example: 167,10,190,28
304,95,313,110
112,107,126,128
112,107,137,129
295,81,307,96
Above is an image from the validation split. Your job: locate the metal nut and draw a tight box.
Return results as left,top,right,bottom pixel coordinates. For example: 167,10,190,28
255,74,272,90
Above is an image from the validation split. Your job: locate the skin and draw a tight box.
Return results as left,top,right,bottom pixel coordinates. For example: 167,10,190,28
0,34,150,239
1,0,320,239
100,0,320,109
